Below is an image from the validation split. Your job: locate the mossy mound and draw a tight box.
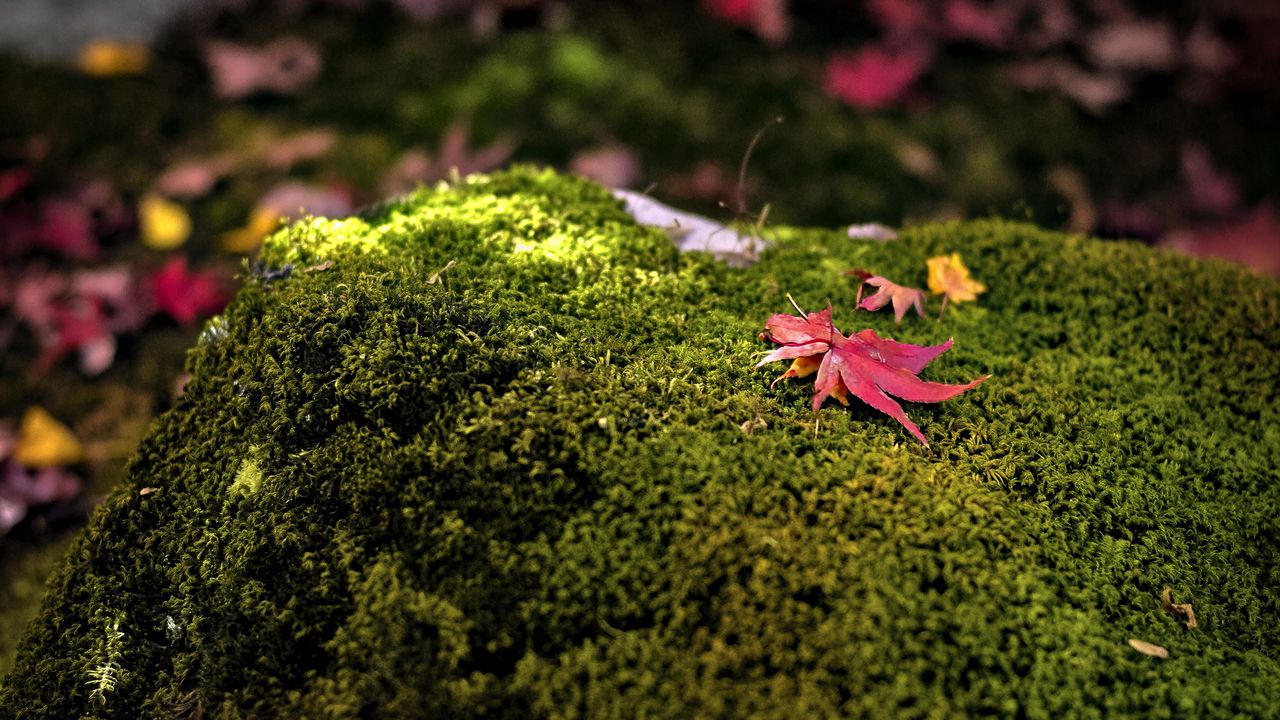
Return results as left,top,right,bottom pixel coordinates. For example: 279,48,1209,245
3,168,1278,718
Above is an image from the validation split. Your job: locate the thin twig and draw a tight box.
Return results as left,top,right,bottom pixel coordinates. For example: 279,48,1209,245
737,116,784,216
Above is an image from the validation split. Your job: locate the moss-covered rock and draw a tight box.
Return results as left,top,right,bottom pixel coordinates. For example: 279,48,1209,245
2,167,1278,718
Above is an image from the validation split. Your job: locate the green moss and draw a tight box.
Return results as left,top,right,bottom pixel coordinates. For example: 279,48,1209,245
230,449,264,498
2,167,1277,717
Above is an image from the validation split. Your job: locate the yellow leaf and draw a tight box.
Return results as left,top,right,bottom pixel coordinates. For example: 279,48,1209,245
77,41,150,77
14,407,84,468
139,194,192,251
221,207,282,254
927,252,986,304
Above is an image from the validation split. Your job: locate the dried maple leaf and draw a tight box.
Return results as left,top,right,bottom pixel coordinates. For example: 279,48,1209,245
927,253,986,317
1161,588,1198,629
757,304,988,445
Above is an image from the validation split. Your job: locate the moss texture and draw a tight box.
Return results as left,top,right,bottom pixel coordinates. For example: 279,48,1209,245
2,167,1278,718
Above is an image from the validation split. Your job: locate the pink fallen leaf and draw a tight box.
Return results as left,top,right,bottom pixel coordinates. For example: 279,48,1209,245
866,0,931,38
757,305,987,445
1006,59,1129,113
824,44,933,110
203,37,323,98
1184,22,1235,75
665,161,735,203
853,273,928,324
72,266,150,334
12,269,68,332
32,299,116,376
380,122,516,196
0,463,82,535
36,199,100,261
703,0,790,44
1180,143,1240,216
264,129,337,169
258,182,355,220
153,154,238,199
569,145,641,189
1086,19,1179,72
148,256,229,326
941,0,1016,48
1164,205,1280,278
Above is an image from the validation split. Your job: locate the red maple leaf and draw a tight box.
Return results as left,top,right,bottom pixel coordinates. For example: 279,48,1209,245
756,305,987,445
148,256,229,326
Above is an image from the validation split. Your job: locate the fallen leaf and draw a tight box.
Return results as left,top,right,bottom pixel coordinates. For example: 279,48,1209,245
1,463,81,535
927,253,986,315
32,299,117,376
1164,205,1280,278
36,198,101,261
941,0,1016,48
380,122,517,196
703,0,790,45
13,406,84,468
856,274,927,324
71,265,150,335
258,182,354,220
1184,22,1235,75
1181,143,1241,216
1006,59,1129,113
139,194,192,251
1087,19,1179,72
1161,588,1198,629
264,129,337,168
756,305,987,445
665,160,735,202
866,0,931,38
77,40,151,76
569,145,641,189
222,207,283,254
823,44,933,110
1127,638,1169,659
203,37,323,98
148,256,228,325
153,155,238,199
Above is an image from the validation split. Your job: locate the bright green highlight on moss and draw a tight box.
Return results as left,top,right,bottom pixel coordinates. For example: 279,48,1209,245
2,167,1278,718
230,449,263,497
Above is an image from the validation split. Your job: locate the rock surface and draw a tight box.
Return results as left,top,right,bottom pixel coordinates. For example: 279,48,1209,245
1,168,1277,717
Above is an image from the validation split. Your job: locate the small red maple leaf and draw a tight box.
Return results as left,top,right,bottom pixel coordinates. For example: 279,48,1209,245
756,304,987,445
148,256,228,326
